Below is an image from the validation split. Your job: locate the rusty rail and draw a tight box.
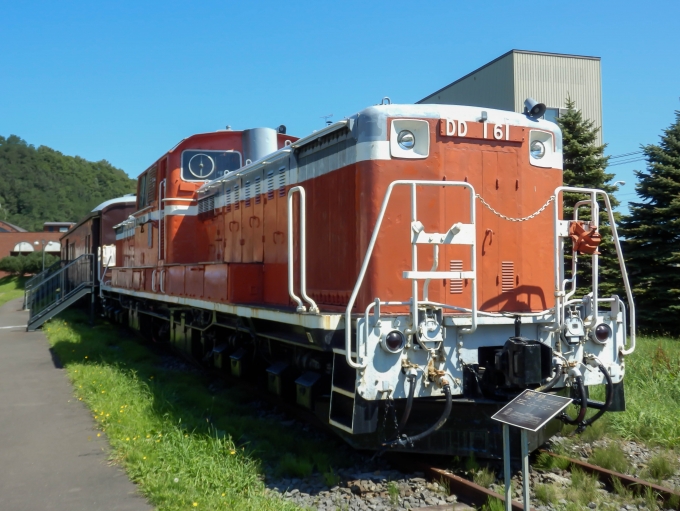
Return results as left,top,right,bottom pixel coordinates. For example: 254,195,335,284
542,450,680,508
386,455,531,511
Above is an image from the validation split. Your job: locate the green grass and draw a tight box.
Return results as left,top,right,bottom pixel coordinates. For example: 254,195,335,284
480,496,505,511
0,275,26,307
569,467,599,506
534,482,558,504
599,336,680,447
472,466,495,488
645,452,677,481
43,311,355,511
589,443,630,473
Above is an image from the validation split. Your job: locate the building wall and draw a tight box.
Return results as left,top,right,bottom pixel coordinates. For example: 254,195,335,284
419,52,515,111
418,50,603,145
512,52,602,144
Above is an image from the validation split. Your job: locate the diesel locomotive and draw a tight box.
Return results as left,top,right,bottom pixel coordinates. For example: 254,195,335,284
85,101,634,457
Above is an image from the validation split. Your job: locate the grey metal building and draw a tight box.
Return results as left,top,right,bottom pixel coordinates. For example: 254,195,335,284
418,50,603,144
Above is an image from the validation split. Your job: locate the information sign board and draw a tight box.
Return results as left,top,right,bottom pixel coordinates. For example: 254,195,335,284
491,389,572,432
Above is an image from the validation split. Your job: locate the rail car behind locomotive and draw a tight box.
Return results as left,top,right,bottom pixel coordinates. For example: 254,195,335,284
94,101,634,458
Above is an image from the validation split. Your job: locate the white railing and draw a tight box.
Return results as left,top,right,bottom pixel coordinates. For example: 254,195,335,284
552,187,636,355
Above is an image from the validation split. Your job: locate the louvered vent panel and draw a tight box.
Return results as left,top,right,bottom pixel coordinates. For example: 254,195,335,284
198,195,215,214
234,185,240,210
449,260,463,294
502,261,515,292
278,168,287,197
147,166,157,202
267,171,274,200
245,180,251,207
225,187,232,212
255,177,262,205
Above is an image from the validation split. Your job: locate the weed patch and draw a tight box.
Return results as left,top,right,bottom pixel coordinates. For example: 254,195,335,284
472,466,495,488
646,453,677,481
589,443,630,473
481,496,505,511
570,467,599,506
534,483,557,504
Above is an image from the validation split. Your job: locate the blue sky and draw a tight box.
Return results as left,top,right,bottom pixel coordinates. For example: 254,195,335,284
1,0,678,211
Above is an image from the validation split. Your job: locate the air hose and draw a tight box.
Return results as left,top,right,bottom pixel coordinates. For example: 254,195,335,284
536,363,563,392
396,373,417,436
383,383,452,449
580,363,614,430
560,375,588,426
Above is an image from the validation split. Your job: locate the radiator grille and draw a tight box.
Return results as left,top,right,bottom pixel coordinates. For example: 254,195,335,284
502,261,515,292
234,184,240,210
449,260,463,294
255,176,262,205
198,195,214,214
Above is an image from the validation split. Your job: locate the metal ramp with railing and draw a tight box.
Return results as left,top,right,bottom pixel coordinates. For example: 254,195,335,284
25,254,95,331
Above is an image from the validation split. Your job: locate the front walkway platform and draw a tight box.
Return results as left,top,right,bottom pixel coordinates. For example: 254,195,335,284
0,297,152,511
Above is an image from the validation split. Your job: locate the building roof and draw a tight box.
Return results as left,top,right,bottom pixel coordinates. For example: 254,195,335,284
418,49,601,103
43,222,76,226
91,195,136,212
0,220,27,233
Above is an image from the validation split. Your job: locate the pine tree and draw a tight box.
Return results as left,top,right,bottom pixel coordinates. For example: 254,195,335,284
620,111,680,335
557,97,622,299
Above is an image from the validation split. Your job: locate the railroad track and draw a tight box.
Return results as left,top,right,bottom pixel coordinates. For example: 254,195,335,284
390,450,680,511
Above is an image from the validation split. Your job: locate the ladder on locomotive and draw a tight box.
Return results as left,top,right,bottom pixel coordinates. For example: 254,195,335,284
329,180,478,434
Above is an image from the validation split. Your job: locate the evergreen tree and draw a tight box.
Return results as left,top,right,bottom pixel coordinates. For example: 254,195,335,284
557,97,622,299
620,111,680,335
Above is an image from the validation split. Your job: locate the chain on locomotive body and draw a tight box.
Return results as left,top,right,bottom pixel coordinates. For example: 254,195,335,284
100,103,635,455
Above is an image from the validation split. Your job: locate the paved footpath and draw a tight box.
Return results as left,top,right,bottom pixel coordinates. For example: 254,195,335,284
0,297,152,511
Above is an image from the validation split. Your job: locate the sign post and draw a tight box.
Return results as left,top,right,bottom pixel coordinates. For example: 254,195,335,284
492,390,572,511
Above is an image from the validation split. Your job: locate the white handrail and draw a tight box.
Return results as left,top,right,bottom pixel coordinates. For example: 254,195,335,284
553,186,635,356
287,186,319,313
344,180,477,369
158,179,166,261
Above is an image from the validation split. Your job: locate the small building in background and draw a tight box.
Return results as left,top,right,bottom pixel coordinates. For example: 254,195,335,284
43,221,75,233
0,221,64,277
418,49,603,144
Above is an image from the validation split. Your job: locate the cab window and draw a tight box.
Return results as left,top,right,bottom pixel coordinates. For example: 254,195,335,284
181,150,241,181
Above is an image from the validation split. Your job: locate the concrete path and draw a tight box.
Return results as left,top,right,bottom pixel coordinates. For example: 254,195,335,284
0,297,153,511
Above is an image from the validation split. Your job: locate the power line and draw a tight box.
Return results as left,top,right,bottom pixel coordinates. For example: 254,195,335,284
608,150,644,160
608,158,646,167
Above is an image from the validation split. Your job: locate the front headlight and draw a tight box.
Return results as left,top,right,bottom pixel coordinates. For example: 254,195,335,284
397,130,415,150
530,140,545,159
381,330,406,353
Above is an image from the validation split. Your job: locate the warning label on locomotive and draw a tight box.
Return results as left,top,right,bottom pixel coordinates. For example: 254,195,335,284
491,389,572,432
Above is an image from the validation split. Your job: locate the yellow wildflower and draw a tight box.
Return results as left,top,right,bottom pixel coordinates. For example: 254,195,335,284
193,503,197,507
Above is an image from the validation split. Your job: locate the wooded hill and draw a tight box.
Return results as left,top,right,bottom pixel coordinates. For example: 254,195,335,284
0,135,136,231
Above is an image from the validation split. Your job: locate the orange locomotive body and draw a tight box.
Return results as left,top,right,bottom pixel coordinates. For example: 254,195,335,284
104,103,634,457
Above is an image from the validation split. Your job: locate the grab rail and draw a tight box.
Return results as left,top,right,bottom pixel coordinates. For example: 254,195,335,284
287,186,319,313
